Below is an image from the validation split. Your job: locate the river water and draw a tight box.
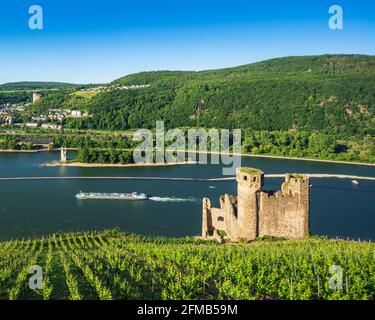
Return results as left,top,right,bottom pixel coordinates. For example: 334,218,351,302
0,152,374,240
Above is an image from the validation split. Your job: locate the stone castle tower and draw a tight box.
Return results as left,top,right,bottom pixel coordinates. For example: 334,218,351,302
202,167,310,241
32,92,42,103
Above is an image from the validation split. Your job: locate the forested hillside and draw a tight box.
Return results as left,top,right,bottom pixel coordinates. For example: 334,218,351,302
114,54,375,85
74,55,375,136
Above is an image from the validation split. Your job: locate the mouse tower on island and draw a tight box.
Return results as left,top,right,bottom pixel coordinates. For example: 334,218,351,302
60,147,67,163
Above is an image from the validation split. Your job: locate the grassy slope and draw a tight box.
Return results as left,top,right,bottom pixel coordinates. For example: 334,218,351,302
71,91,99,99
0,231,373,300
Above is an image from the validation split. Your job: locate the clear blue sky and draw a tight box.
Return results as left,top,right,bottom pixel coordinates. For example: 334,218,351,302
1,0,374,84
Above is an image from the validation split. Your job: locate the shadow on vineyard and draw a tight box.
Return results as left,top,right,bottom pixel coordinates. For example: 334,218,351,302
0,231,373,300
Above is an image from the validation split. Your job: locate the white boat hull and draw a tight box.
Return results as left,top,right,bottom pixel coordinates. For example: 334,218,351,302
76,192,148,200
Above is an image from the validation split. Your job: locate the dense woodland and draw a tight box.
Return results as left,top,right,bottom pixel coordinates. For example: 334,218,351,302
89,55,375,135
76,148,134,164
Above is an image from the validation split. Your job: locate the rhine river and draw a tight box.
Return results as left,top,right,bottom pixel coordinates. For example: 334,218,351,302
0,152,374,241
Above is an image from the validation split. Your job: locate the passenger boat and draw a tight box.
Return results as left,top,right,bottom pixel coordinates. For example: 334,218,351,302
76,192,148,200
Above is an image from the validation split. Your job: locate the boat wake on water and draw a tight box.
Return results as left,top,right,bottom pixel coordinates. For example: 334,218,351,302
148,196,197,202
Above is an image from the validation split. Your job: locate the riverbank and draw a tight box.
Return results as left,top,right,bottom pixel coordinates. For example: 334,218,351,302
179,149,375,167
42,160,197,168
0,149,50,153
0,148,78,153
229,152,375,167
1,147,375,167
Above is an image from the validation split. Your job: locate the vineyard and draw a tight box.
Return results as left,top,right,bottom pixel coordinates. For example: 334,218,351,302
0,231,374,300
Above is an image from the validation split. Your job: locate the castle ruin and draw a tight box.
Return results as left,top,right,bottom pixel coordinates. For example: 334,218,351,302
202,167,310,242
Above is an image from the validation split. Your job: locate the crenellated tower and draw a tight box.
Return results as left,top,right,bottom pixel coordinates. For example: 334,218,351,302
236,168,264,241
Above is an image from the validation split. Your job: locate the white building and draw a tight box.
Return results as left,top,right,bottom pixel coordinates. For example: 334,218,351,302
25,122,38,128
32,115,48,122
71,110,83,117
5,116,14,125
41,123,63,130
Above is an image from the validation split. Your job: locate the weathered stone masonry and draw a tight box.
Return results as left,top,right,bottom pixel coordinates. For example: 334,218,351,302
202,167,310,241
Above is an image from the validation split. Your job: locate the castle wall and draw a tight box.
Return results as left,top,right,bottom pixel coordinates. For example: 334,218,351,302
202,195,238,239
259,191,308,239
210,208,226,231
